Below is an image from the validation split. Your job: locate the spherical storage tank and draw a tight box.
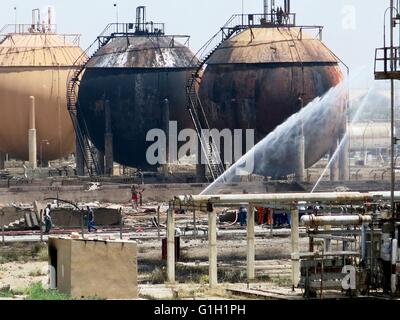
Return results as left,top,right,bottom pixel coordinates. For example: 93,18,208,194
199,25,345,177
0,18,85,161
78,13,197,170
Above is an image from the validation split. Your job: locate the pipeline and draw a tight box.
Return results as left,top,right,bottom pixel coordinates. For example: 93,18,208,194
300,214,372,228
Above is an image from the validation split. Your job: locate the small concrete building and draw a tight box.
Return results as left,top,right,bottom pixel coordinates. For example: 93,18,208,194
48,236,137,299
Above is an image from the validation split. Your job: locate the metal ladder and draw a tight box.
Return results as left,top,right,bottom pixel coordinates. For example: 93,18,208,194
66,25,117,176
186,25,242,181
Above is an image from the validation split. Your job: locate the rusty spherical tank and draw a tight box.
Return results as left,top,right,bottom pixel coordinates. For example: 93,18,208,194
78,35,197,169
199,27,345,176
0,32,85,161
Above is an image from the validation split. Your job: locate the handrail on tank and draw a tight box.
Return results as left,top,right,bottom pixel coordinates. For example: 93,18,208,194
0,23,81,47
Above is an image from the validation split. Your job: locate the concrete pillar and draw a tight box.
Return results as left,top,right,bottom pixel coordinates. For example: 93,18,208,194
104,100,114,176
247,204,255,280
28,96,37,169
339,121,350,181
290,208,300,289
167,207,175,283
330,139,339,182
0,152,5,170
97,149,105,176
208,210,218,288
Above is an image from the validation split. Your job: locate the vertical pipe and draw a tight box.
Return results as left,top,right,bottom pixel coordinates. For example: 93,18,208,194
29,96,37,169
1,211,5,246
247,204,255,280
196,137,206,182
75,133,85,176
167,206,175,283
40,209,43,242
361,223,366,260
296,97,305,182
208,210,218,288
104,100,114,176
291,207,300,289
391,238,398,293
391,0,396,220
157,206,161,241
119,208,123,240
80,210,84,238
193,207,197,239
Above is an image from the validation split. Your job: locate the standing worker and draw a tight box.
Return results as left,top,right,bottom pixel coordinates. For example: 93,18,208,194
239,205,247,227
131,185,139,210
44,204,52,234
87,206,97,232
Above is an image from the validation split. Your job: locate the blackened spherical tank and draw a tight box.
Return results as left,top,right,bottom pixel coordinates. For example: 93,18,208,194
199,26,345,177
77,23,197,169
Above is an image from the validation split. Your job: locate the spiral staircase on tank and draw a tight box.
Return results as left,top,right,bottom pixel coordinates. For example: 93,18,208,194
186,17,248,182
66,24,123,176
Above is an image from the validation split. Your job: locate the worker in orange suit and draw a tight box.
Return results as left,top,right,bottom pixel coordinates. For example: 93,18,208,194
257,207,264,225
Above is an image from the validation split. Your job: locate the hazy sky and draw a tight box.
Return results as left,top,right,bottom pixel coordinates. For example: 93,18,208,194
0,0,392,80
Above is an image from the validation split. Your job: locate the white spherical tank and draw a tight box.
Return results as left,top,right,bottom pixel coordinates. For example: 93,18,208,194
0,22,85,161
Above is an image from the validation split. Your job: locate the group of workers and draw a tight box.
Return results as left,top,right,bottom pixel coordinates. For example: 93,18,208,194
274,7,288,25
42,205,97,234
237,206,293,227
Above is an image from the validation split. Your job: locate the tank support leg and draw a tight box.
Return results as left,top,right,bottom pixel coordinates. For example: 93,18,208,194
28,96,37,169
104,100,114,176
196,137,206,182
0,152,5,170
76,136,86,176
330,139,339,182
295,124,305,182
339,119,349,181
162,98,170,176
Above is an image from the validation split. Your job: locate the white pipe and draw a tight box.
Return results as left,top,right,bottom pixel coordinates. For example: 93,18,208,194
301,215,372,228
28,96,37,169
392,239,398,293
177,191,400,206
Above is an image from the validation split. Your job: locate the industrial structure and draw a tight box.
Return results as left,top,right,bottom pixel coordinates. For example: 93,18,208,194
170,191,400,297
69,6,197,176
188,0,349,181
0,8,85,166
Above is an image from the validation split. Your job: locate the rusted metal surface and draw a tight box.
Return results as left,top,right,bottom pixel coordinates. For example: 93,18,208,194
87,36,195,68
0,33,85,161
199,27,344,177
78,35,197,169
208,27,338,65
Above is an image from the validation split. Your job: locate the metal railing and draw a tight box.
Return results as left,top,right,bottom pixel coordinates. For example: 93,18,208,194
224,13,296,28
375,46,400,75
0,24,81,47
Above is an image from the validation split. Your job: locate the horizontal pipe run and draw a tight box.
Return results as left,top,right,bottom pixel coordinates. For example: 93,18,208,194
301,215,372,228
176,191,400,207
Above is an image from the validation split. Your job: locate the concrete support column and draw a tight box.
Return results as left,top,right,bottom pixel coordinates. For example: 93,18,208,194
104,100,114,176
291,208,300,289
0,152,5,170
167,207,175,283
28,96,37,169
247,204,255,280
97,149,105,176
330,139,339,182
208,210,218,288
339,121,349,181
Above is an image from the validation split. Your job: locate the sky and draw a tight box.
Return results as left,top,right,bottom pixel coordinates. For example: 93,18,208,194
0,0,392,82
